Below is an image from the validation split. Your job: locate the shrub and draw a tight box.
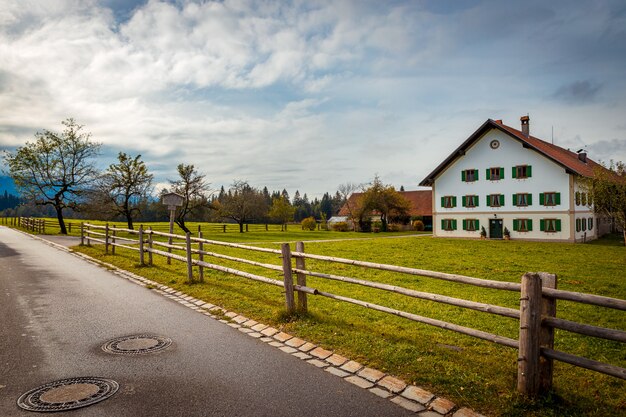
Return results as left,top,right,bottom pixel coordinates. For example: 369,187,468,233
301,216,317,231
331,222,349,232
412,220,425,231
388,223,401,232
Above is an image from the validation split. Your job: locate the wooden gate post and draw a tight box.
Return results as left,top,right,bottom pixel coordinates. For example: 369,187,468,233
185,232,193,283
198,231,204,282
517,272,543,396
138,225,144,266
281,243,296,314
111,227,116,255
147,227,153,266
295,241,307,313
80,223,85,245
105,223,110,254
539,272,557,393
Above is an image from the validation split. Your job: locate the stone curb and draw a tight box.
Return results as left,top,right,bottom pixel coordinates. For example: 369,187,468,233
23,231,486,417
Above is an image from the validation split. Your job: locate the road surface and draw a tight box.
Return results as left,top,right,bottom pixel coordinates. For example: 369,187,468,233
0,227,413,416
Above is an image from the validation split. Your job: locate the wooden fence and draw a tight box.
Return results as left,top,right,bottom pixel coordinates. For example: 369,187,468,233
81,223,626,397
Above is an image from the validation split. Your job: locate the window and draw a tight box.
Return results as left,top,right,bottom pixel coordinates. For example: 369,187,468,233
462,219,479,231
487,194,504,207
513,193,532,207
486,167,504,181
581,193,587,206
441,219,457,231
441,196,457,208
576,218,581,232
513,219,533,232
540,192,560,206
462,195,479,208
581,218,587,231
512,165,532,179
588,218,593,230
575,191,580,206
540,218,561,233
462,169,479,182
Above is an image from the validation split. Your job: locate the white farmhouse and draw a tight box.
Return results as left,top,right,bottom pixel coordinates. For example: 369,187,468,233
419,116,610,242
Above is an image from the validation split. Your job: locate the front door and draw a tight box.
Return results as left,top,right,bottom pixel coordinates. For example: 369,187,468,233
489,219,503,239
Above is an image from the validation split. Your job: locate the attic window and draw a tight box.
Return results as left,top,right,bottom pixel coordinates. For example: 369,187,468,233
462,169,478,182
513,165,532,179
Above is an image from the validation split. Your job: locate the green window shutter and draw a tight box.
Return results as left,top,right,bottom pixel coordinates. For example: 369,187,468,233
499,194,505,206
473,195,479,207
527,194,532,206
555,192,561,205
461,170,466,181
474,219,479,230
452,196,457,207
512,194,518,206
500,167,504,179
486,195,490,207
540,193,545,205
527,219,533,231
441,219,445,230
486,168,491,180
462,196,466,207
462,219,467,230
576,218,580,232
441,197,445,207
512,166,517,178
556,219,562,232
513,219,519,231
474,169,479,180
452,219,457,230
527,165,532,177
540,219,545,231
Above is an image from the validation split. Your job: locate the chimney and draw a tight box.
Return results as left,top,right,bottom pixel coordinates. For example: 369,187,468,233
495,119,503,125
577,150,587,163
520,115,530,137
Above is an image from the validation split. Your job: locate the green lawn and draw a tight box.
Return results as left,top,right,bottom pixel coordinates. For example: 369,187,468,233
22,220,626,416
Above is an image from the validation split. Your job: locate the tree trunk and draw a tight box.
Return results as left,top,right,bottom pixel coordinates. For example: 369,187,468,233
126,215,134,230
176,219,191,234
239,222,244,233
55,205,67,235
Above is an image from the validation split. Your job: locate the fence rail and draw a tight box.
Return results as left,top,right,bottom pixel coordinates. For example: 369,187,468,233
79,222,626,397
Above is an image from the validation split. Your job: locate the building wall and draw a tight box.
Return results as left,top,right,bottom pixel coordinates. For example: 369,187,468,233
432,128,583,241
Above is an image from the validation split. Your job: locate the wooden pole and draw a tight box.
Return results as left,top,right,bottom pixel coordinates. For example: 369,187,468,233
168,208,175,265
186,232,193,283
148,227,153,266
518,272,543,396
295,241,307,313
68,222,72,234
42,219,45,234
539,272,557,393
198,231,204,282
111,228,116,255
281,243,295,314
138,225,144,266
223,224,226,233
80,223,84,245
105,223,110,254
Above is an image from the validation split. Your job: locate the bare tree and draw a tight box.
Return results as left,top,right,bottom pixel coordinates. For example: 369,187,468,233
3,119,100,234
168,164,212,233
337,182,361,229
216,180,267,232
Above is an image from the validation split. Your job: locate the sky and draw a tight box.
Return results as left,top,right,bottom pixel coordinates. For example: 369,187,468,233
1,0,626,198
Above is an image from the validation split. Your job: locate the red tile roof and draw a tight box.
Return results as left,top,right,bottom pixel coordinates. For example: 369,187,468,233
420,118,606,186
338,190,432,217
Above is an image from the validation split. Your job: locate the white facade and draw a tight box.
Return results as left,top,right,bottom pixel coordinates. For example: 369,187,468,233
425,123,601,242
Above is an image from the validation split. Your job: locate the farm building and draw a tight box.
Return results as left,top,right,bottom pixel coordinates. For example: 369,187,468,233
419,116,611,242
336,190,433,230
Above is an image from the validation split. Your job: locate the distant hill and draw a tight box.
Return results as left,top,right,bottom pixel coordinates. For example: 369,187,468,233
0,176,17,195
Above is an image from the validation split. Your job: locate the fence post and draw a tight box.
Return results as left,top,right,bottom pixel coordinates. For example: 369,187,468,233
105,223,110,254
198,231,204,282
517,272,543,396
80,223,84,245
281,243,296,315
42,219,45,234
539,272,557,393
186,232,193,283
266,223,268,231
111,227,116,255
246,223,249,232
223,224,226,233
295,241,307,313
148,227,153,266
138,225,144,266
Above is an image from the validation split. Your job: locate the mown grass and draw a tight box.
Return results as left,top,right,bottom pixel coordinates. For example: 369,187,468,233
69,230,625,416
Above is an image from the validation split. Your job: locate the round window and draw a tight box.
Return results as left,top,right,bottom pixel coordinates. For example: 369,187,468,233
490,140,500,149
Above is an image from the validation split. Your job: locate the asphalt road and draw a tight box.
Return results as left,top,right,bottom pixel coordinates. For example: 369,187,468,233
0,227,413,417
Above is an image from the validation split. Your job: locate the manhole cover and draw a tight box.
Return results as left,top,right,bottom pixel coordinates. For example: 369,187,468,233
102,334,172,355
17,377,118,412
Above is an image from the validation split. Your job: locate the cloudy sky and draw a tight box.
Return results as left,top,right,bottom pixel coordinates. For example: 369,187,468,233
1,0,625,197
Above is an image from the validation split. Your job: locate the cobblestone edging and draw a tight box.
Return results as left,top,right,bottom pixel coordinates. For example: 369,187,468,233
24,232,486,417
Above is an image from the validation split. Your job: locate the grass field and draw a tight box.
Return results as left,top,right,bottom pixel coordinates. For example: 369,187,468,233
9,219,626,416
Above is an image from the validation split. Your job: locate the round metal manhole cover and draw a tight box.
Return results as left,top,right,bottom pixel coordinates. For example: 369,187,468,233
102,334,172,355
17,377,118,412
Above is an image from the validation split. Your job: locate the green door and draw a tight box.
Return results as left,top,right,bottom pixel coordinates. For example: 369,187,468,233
489,219,503,239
